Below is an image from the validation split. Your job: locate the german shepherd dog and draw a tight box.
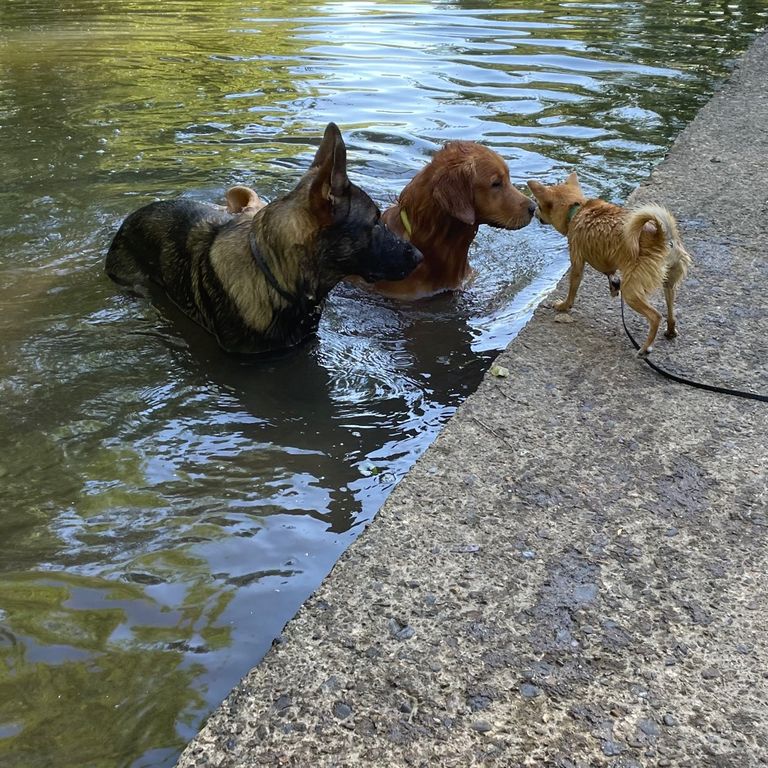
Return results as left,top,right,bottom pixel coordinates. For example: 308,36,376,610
527,172,692,356
105,123,422,354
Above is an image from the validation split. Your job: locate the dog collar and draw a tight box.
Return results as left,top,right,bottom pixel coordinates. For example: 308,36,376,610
249,231,295,304
566,202,582,223
399,207,413,239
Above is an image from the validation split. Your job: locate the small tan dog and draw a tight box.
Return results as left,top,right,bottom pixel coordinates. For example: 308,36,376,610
527,172,692,355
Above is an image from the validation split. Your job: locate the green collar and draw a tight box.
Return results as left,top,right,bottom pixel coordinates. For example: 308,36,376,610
566,202,582,222
399,207,413,238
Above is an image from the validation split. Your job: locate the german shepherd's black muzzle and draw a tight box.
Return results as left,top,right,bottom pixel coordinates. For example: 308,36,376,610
366,223,423,282
105,122,422,355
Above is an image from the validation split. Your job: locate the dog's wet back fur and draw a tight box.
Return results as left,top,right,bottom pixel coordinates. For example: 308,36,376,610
527,172,692,355
106,122,422,354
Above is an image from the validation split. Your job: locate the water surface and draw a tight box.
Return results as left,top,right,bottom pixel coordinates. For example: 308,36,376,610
1,2,766,766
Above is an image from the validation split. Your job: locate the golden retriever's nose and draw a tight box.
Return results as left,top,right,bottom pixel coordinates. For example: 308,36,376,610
528,201,536,216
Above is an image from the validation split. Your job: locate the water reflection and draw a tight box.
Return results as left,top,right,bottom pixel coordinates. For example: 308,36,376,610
1,1,766,766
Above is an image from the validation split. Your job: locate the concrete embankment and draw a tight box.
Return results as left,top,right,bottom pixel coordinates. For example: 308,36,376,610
178,31,768,768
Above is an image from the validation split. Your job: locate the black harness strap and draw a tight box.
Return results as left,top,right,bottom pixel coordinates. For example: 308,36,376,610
620,297,768,403
249,231,295,304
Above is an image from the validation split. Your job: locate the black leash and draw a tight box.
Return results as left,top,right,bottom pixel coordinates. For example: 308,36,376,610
620,297,768,402
249,231,295,304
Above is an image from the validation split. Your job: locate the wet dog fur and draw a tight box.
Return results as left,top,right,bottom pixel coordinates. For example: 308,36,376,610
359,141,535,299
527,172,692,355
105,123,422,354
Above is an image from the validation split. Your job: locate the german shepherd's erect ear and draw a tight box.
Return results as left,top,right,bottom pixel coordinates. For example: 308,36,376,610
309,122,351,219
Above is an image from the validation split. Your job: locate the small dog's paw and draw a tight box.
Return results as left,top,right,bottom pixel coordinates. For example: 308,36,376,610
664,328,678,339
637,347,651,358
552,300,570,312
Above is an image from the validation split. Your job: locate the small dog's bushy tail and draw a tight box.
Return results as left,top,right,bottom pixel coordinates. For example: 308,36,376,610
623,204,692,292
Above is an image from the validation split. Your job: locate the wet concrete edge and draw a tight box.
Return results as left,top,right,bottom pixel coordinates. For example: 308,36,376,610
177,30,768,768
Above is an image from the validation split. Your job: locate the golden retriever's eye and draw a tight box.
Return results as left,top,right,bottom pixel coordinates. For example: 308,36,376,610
491,179,503,188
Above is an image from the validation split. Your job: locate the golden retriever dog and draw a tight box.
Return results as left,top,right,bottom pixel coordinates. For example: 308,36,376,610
527,172,692,356
361,141,535,299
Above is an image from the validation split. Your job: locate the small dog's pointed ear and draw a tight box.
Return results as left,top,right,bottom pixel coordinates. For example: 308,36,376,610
566,172,579,186
433,164,475,225
527,180,544,197
310,122,350,213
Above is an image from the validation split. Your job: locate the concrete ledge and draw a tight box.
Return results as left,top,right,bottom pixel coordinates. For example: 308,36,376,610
178,32,768,768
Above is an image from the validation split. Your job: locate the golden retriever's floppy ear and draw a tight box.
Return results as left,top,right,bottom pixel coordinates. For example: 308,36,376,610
310,122,350,211
432,163,476,226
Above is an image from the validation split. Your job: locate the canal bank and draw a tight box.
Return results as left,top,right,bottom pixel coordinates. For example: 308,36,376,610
177,30,768,768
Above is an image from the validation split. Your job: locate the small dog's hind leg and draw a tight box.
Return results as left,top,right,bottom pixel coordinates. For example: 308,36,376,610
662,262,686,339
623,291,662,356
663,282,678,339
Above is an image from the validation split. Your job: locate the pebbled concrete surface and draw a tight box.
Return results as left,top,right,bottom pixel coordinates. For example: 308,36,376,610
177,32,768,768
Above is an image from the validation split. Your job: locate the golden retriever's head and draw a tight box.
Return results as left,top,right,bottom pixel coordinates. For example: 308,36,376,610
527,173,587,236
430,142,535,230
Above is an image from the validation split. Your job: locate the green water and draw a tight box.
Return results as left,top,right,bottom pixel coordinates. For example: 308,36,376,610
1,1,766,766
